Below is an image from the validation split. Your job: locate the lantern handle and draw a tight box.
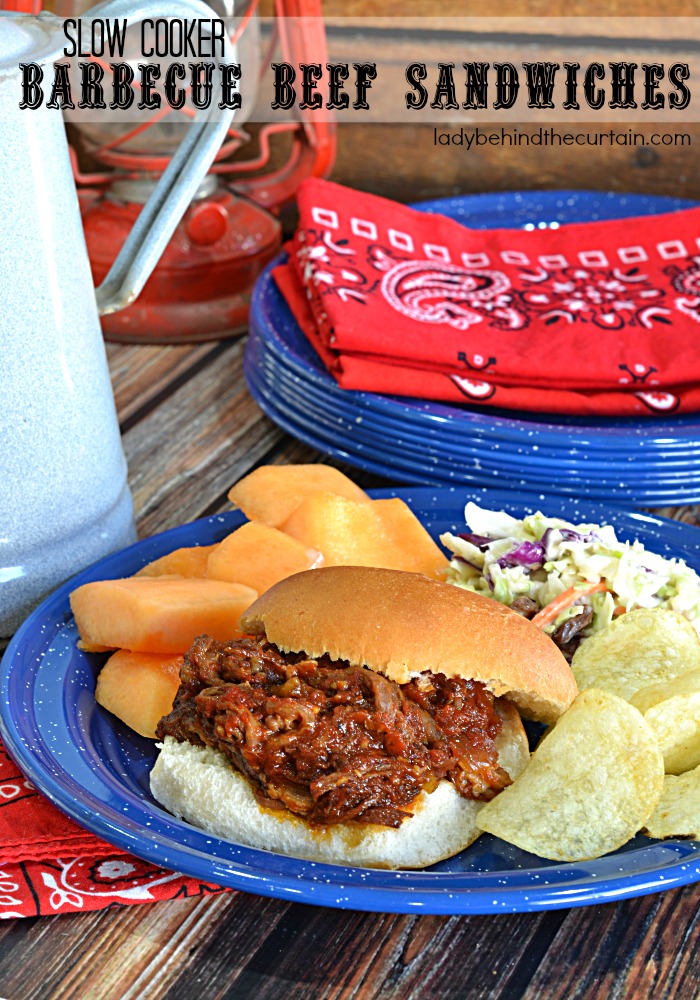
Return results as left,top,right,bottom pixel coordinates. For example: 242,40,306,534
46,0,237,315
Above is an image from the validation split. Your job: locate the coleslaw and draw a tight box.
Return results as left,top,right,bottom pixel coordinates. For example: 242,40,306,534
440,503,700,641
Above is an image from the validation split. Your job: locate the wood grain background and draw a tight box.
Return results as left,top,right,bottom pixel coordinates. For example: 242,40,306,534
247,1,700,204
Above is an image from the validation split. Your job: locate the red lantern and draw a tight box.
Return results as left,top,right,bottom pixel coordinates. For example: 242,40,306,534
45,0,336,342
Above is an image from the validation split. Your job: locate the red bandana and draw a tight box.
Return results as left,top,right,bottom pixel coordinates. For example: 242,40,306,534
273,178,700,416
0,739,229,917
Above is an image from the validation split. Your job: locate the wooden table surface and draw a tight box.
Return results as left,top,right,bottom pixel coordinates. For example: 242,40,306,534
1,336,699,1000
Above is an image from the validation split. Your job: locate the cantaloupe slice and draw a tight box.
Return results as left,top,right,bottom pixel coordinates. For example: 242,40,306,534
280,492,390,567
95,649,182,739
77,639,114,653
227,464,369,529
136,544,217,579
70,576,257,654
372,498,449,578
207,522,322,594
281,494,448,576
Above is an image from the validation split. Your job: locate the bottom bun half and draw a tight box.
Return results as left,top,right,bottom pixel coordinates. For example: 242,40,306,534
150,702,530,870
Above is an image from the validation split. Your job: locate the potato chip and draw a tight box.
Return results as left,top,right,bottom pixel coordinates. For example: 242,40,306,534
644,766,700,841
630,668,700,775
571,608,700,702
476,688,664,861
630,667,700,715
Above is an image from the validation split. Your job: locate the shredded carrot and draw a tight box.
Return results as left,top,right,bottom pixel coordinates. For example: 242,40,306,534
530,581,609,629
612,605,627,617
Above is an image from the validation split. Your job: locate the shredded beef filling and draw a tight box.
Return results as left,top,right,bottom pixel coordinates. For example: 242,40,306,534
508,597,593,660
509,596,540,619
550,605,594,659
156,634,513,829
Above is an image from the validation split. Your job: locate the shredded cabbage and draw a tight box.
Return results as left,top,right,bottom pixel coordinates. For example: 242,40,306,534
441,502,700,637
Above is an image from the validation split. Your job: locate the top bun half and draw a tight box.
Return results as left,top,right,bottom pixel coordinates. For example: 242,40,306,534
240,566,577,725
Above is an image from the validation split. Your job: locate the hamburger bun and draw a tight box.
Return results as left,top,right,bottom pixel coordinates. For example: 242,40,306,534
151,699,528,869
151,566,576,868
241,566,577,725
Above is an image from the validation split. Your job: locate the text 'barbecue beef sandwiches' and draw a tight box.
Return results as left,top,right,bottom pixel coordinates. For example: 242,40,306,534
151,567,577,868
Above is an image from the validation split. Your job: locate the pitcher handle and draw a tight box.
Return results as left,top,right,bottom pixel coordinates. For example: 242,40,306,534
49,0,237,315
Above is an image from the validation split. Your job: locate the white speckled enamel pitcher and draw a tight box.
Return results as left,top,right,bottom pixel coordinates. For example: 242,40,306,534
0,2,235,636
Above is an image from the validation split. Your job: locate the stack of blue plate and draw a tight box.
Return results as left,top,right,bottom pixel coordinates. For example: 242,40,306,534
244,190,700,506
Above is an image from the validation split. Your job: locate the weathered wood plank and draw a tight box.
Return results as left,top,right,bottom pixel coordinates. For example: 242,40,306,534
120,339,287,536
522,884,700,1000
261,0,699,18
107,342,219,429
329,122,700,205
321,16,699,40
0,876,697,1000
152,900,564,1000
0,896,206,1000
321,27,700,112
650,504,700,526
0,892,286,1000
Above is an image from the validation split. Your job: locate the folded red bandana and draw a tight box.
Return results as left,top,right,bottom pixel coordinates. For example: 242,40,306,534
0,739,229,917
274,179,700,416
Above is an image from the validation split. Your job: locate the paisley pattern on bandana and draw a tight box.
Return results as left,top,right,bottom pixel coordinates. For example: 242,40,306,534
517,266,670,331
278,178,700,415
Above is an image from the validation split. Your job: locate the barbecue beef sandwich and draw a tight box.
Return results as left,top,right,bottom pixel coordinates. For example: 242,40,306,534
151,566,577,868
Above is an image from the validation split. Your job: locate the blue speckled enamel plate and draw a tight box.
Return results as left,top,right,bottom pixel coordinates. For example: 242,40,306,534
247,344,700,485
2,487,700,915
245,359,700,504
251,338,700,470
245,190,700,505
